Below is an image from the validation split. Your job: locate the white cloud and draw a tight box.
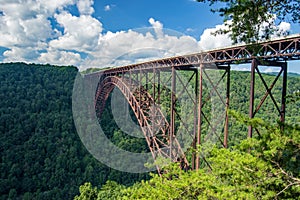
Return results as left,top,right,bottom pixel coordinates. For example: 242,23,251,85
258,15,291,39
3,47,38,62
49,12,102,52
79,19,200,70
148,18,163,38
19,14,53,44
276,22,290,36
198,18,291,51
0,2,53,47
77,0,94,15
38,0,75,14
0,15,25,46
278,22,291,32
39,49,81,66
0,0,76,63
186,28,194,32
104,5,111,11
198,23,232,50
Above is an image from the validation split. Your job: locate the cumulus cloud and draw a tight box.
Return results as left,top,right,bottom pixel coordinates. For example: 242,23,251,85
198,23,232,50
0,0,74,63
275,22,291,36
3,47,39,62
38,0,75,14
77,0,94,15
0,2,53,47
0,0,292,70
49,12,102,51
148,18,163,38
80,19,200,70
39,49,81,66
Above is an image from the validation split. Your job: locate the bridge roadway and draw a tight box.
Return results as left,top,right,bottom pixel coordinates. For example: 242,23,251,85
89,34,300,173
99,34,300,75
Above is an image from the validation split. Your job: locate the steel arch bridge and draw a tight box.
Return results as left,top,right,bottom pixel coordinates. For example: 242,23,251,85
86,34,300,173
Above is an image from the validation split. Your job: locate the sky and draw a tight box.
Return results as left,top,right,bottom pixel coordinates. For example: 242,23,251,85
0,0,299,72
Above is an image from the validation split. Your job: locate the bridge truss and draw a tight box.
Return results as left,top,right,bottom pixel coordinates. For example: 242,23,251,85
90,35,300,172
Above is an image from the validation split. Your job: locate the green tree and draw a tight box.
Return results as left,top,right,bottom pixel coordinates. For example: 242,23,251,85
197,0,300,43
74,183,98,200
75,113,300,199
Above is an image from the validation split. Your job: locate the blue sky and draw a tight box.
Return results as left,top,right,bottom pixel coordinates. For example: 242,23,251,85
0,0,299,72
92,0,221,37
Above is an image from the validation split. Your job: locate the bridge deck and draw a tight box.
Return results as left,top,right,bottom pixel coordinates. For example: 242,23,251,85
90,34,300,75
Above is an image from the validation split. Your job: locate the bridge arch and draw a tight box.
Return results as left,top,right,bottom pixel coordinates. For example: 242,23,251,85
94,75,189,172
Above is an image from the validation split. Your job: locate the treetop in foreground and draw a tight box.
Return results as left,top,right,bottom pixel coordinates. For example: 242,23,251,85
197,0,300,44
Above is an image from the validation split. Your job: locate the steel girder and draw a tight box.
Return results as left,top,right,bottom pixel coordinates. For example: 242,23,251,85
94,75,189,173
89,34,300,77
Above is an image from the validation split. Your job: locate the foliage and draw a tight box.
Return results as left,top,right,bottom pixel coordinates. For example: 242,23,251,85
75,81,300,199
75,116,300,199
74,183,98,200
0,63,149,200
197,0,300,44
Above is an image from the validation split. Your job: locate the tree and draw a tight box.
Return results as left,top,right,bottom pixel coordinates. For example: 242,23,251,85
74,183,98,200
74,111,300,199
197,0,300,44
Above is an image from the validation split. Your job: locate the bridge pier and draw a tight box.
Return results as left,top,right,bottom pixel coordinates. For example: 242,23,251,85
248,59,257,137
193,64,231,170
170,66,176,160
247,59,288,137
224,65,230,148
195,64,203,170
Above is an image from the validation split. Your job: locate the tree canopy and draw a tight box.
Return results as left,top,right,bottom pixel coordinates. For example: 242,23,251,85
75,116,300,199
197,0,300,43
0,63,149,199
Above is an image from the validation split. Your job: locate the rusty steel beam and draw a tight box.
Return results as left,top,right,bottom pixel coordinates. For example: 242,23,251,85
196,64,203,170
253,66,282,116
248,59,257,138
95,75,189,173
224,65,230,148
281,62,288,125
170,67,176,160
157,70,161,104
192,69,198,170
86,35,300,77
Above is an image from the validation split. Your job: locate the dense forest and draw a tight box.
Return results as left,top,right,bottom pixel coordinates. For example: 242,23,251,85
0,63,149,200
0,63,299,199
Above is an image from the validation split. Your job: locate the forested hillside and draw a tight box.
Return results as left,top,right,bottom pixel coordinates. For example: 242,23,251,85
0,63,148,200
0,63,299,199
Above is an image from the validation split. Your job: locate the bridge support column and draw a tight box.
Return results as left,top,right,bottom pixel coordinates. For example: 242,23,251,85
192,69,198,170
281,62,287,126
224,65,230,148
248,59,257,138
157,70,161,104
196,64,203,170
170,66,176,159
153,68,156,105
